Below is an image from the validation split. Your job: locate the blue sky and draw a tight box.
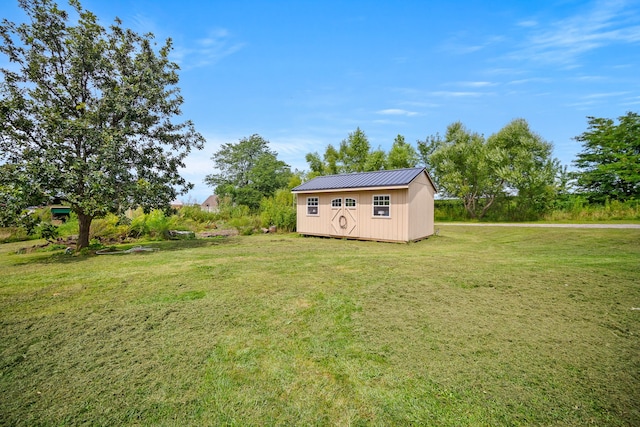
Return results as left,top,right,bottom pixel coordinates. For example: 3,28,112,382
4,0,640,203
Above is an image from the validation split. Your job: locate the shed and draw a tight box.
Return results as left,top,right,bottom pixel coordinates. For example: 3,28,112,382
292,167,436,242
50,205,71,222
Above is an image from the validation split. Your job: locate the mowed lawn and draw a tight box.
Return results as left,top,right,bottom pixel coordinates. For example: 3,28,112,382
1,226,638,426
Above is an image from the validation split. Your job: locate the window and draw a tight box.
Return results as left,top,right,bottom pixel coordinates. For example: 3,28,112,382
331,198,342,208
345,198,356,208
307,197,319,215
373,195,390,217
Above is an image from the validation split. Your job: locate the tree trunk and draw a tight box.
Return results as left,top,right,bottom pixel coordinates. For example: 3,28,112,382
77,212,93,250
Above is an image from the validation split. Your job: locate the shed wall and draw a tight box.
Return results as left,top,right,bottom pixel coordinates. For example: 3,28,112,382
407,173,435,240
296,188,411,242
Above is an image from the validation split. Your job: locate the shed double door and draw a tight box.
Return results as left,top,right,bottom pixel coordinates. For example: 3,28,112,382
330,195,358,237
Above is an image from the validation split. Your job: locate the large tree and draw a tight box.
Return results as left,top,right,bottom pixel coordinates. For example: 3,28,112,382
425,122,504,219
204,134,291,210
487,118,559,216
573,112,640,202
422,119,559,219
0,0,204,248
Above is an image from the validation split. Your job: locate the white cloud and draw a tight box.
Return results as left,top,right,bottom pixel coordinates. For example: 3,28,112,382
430,91,490,98
441,33,505,55
517,20,539,28
507,77,552,85
456,81,498,87
376,109,419,117
511,0,640,65
171,28,245,69
583,91,630,98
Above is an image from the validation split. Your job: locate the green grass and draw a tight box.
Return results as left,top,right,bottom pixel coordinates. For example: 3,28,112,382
1,227,639,426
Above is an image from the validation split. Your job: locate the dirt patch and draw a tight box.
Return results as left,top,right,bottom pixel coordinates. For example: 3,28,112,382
197,229,238,238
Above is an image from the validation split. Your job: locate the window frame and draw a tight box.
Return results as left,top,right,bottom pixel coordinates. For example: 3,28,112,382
307,197,319,216
331,198,342,209
372,194,391,218
345,198,357,209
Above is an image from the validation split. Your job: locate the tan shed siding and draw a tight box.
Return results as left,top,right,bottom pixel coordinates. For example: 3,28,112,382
297,193,336,236
357,189,408,242
407,173,434,240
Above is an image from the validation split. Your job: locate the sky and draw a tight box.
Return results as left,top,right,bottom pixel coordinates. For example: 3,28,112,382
3,0,640,203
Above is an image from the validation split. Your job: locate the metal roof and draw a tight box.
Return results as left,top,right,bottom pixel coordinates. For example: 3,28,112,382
292,167,429,192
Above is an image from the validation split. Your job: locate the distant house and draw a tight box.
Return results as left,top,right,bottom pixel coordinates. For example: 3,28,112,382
201,195,219,213
170,199,184,210
292,167,436,243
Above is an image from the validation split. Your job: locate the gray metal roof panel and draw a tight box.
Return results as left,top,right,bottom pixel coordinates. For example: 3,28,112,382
292,167,427,192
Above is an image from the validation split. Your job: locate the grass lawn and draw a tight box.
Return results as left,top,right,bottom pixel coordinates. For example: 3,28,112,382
1,226,638,426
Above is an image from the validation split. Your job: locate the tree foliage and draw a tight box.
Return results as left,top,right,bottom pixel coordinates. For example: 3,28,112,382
487,118,558,217
0,0,204,248
0,163,42,227
205,134,291,210
422,119,559,219
338,127,371,173
387,134,419,169
573,112,640,202
425,122,504,219
305,128,418,175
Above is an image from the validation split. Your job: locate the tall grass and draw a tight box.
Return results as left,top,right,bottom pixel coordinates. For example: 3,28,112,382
435,197,640,222
545,197,640,222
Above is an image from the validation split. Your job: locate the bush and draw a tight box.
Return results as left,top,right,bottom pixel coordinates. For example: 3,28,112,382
216,197,251,222
128,208,178,239
179,204,218,223
260,189,296,232
89,213,129,241
228,216,257,235
38,223,59,241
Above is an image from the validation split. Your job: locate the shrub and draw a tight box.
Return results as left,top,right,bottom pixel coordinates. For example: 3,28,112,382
89,213,129,241
129,209,149,237
260,189,296,231
38,223,59,242
179,204,218,223
129,209,177,239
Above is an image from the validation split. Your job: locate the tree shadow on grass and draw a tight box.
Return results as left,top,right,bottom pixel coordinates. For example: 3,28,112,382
7,236,238,265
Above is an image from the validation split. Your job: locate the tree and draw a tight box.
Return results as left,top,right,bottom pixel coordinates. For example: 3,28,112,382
0,0,204,249
387,134,419,169
426,122,504,219
338,127,371,173
417,133,441,172
573,112,640,202
364,148,387,171
487,118,559,217
304,129,423,176
305,151,325,177
423,119,560,220
204,134,291,210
